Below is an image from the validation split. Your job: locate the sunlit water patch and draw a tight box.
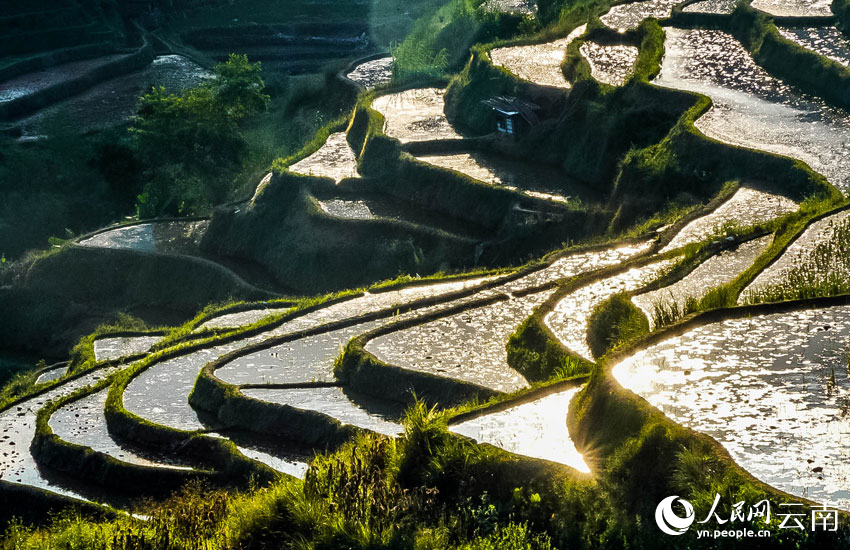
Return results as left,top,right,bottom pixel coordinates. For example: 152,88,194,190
777,27,850,66
751,0,831,17
489,25,586,89
613,306,850,510
241,387,402,437
545,260,675,360
634,236,772,328
662,187,797,252
600,0,680,31
655,28,850,193
288,132,359,182
740,210,850,303
580,41,639,86
682,0,737,14
317,199,375,220
197,305,293,331
50,389,190,470
93,335,163,362
78,221,209,254
345,56,393,89
371,88,460,143
450,386,590,472
35,365,69,385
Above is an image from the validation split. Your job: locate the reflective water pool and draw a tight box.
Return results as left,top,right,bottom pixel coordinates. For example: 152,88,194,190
93,336,163,362
740,210,850,303
371,88,460,143
450,386,590,472
289,132,359,182
778,27,850,67
634,236,772,328
601,0,680,31
662,187,797,252
580,41,638,86
613,306,850,510
545,260,675,360
489,25,586,89
682,0,737,14
78,221,209,254
346,57,393,89
318,199,375,220
655,28,850,193
751,0,831,17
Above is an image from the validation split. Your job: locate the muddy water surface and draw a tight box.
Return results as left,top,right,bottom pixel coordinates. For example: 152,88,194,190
682,0,737,13
450,386,590,472
750,0,831,16
613,306,850,510
241,387,402,437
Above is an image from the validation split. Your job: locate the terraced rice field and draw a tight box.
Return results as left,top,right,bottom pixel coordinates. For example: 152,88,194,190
489,25,586,88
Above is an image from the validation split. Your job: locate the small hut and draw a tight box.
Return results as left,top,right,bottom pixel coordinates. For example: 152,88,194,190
482,96,540,139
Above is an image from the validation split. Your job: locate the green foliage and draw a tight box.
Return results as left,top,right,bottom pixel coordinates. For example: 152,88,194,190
507,317,593,382
130,54,269,217
586,292,649,358
453,523,553,550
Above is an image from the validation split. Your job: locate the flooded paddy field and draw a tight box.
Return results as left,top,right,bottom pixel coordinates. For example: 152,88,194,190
345,56,393,89
125,277,497,431
600,0,681,32
750,0,832,17
50,389,191,470
662,186,798,252
634,236,773,328
78,221,210,255
545,260,676,360
777,27,850,67
317,199,375,220
364,244,653,392
216,320,384,386
449,386,590,472
241,386,402,437
0,54,128,103
288,132,359,182
740,210,850,303
654,28,850,193
579,42,639,86
682,0,737,14
17,55,211,134
483,0,537,14
0,364,123,502
365,289,555,393
489,25,586,89
93,335,163,362
371,88,460,143
613,306,850,510
414,150,600,205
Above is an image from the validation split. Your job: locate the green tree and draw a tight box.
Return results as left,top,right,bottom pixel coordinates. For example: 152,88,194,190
130,54,269,217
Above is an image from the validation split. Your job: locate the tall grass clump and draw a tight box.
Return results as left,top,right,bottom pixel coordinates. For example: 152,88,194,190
586,293,649,358
743,215,850,303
